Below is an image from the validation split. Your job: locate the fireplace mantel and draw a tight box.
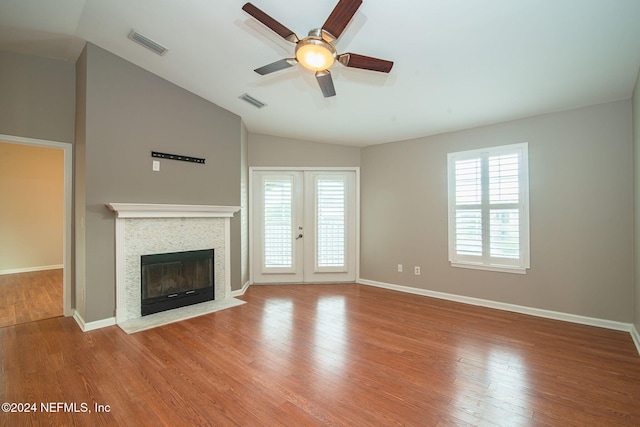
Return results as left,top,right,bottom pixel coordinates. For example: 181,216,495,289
107,203,239,218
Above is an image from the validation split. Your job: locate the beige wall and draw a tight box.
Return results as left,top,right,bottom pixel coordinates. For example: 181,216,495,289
77,44,243,322
0,142,64,272
633,69,640,333
248,133,360,167
361,100,634,323
0,51,75,143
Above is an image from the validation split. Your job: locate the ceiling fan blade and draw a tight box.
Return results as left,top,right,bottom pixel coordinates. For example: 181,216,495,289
338,53,393,73
254,58,297,75
316,70,336,97
321,0,362,42
242,3,299,43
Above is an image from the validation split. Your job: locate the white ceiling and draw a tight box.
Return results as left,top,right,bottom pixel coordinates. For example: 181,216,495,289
1,0,640,147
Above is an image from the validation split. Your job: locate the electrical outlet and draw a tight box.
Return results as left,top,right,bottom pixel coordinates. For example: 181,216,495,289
414,266,421,275
397,264,403,272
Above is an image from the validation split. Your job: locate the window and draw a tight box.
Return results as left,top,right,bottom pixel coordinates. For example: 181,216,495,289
447,143,530,273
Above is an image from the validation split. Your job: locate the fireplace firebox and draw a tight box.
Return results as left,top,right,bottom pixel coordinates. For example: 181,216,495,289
141,249,214,316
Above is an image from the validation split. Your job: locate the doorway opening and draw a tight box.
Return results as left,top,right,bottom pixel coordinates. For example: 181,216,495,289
0,134,72,327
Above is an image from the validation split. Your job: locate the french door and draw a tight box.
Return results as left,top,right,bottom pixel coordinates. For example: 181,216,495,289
251,169,357,283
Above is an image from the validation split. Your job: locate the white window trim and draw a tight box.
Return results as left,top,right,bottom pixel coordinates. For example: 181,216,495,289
447,142,530,274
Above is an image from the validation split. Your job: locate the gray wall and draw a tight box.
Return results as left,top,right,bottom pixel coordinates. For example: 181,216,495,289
0,50,75,305
634,69,640,333
0,51,75,143
248,133,360,167
78,44,242,322
2,49,636,328
74,46,88,318
241,123,249,288
361,100,634,323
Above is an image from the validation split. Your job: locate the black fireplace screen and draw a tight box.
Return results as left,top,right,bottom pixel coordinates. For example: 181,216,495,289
141,249,214,315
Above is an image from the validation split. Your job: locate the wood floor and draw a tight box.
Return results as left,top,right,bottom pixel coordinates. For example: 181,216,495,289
1,284,639,426
0,269,63,328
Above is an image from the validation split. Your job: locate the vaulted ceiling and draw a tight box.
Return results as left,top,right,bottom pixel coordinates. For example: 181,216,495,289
1,0,640,147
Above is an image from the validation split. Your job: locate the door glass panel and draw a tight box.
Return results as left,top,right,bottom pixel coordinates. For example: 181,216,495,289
316,177,345,268
264,178,293,268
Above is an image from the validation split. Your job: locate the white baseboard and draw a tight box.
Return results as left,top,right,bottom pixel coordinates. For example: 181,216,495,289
0,264,64,275
73,310,116,332
357,278,633,333
231,281,251,298
631,325,640,356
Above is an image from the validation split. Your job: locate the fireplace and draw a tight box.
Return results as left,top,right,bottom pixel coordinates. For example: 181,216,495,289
107,203,239,326
141,249,214,316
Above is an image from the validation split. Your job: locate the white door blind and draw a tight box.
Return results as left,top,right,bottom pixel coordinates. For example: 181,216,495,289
316,178,346,267
264,178,293,268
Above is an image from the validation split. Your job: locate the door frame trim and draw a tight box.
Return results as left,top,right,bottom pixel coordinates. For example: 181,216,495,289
249,167,360,285
0,133,73,316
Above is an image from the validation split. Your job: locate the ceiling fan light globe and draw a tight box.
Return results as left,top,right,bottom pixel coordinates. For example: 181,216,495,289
295,39,336,71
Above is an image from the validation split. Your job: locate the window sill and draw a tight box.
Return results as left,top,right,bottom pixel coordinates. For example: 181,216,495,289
450,262,528,275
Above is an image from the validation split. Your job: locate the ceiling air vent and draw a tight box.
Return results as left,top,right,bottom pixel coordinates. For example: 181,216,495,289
239,93,267,109
128,29,169,56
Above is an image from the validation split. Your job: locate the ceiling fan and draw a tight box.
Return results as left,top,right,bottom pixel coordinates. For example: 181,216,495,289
242,0,393,97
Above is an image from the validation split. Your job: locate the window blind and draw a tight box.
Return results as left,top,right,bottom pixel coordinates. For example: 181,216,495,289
264,178,293,268
316,178,346,268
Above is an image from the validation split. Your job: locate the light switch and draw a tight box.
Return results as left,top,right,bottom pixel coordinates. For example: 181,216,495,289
152,160,160,171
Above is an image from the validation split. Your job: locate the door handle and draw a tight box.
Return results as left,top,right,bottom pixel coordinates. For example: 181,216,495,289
296,234,303,239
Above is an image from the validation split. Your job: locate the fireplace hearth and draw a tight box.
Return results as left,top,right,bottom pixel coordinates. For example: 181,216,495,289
141,249,214,316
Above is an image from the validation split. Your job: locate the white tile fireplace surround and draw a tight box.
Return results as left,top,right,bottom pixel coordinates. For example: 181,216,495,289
107,203,241,332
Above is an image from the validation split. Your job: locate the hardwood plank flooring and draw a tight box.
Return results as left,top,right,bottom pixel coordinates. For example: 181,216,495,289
0,269,63,328
1,284,639,426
